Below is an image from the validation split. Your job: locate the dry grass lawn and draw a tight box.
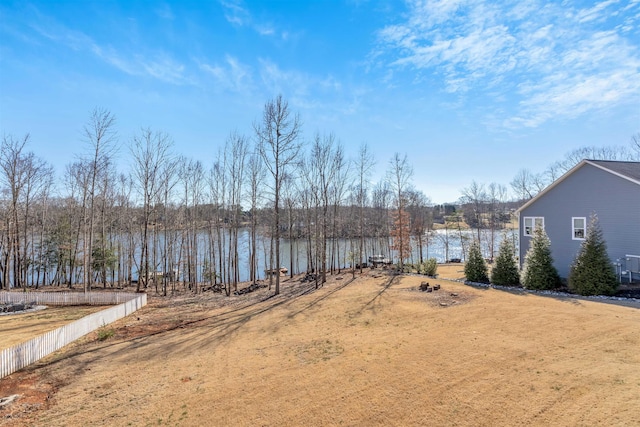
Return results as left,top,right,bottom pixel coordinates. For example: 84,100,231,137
1,266,639,426
0,306,107,350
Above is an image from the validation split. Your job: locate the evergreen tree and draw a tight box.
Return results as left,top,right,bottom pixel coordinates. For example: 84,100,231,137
521,226,561,290
568,214,618,296
491,237,520,286
419,258,438,276
464,241,489,283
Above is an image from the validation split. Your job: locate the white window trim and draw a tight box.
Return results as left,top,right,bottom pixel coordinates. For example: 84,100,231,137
572,217,586,240
523,216,544,237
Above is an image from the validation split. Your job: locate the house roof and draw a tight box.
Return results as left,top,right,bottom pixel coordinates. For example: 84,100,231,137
587,160,640,182
516,159,640,213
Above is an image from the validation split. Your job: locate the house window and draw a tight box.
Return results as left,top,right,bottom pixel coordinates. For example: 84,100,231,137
572,217,586,240
523,216,544,236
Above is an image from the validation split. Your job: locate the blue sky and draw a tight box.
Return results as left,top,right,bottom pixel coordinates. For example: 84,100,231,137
1,0,639,203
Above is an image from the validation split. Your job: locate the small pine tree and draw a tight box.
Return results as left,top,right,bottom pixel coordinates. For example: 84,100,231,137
491,237,520,286
420,258,438,276
464,241,489,283
568,214,618,296
521,226,561,290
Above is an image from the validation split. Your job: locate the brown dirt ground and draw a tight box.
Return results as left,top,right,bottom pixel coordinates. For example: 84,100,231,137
1,265,639,426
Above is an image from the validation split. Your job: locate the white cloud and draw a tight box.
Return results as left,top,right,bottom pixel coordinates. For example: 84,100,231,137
220,0,249,26
377,0,640,129
219,0,285,40
576,0,620,23
91,43,190,85
28,12,191,85
199,55,253,93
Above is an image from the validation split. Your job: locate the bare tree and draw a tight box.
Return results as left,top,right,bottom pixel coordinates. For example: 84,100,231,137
62,161,90,287
246,151,265,284
92,159,118,288
157,158,178,296
0,134,53,289
301,133,344,285
254,95,302,295
406,190,432,264
460,180,487,245
329,144,349,275
486,182,508,261
630,133,640,160
546,145,635,179
177,157,204,293
371,180,392,258
81,108,118,292
115,173,135,289
355,144,375,273
510,169,540,201
282,172,300,279
386,153,413,271
224,132,248,292
131,128,173,292
208,151,227,293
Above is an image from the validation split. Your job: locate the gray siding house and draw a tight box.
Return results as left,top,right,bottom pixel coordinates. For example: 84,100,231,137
516,160,640,281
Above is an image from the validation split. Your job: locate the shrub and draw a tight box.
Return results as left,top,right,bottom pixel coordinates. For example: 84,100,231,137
491,237,520,286
96,325,115,341
521,226,561,290
464,241,489,283
568,214,618,296
420,258,438,276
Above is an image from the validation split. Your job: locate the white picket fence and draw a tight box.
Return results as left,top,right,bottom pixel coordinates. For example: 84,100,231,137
0,291,139,306
0,292,147,379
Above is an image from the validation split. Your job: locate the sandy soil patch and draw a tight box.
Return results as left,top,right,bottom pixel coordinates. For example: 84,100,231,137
1,270,639,426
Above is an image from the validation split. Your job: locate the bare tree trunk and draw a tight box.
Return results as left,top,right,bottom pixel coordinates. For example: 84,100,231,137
254,95,302,295
131,128,173,293
0,134,53,289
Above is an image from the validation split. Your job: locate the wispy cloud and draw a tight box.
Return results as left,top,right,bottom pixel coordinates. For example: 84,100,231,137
257,59,363,118
199,55,253,93
28,13,190,85
155,3,175,21
259,59,313,100
220,0,250,26
219,0,287,40
576,0,620,23
376,0,640,128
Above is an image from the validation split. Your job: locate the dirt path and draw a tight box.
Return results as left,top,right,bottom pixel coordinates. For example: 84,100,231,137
1,271,639,426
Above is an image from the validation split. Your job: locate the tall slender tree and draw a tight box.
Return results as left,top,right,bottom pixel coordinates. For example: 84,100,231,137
386,153,413,271
302,133,344,285
0,134,53,289
407,190,431,264
225,132,248,292
246,152,265,285
81,108,118,292
355,144,374,273
460,180,486,246
131,128,173,292
254,95,302,295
